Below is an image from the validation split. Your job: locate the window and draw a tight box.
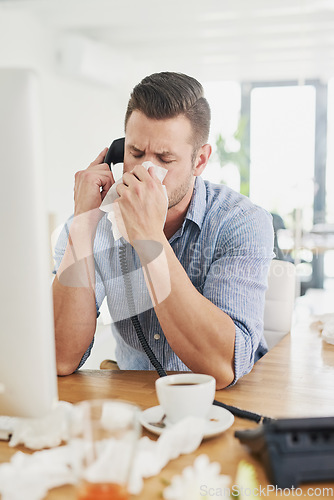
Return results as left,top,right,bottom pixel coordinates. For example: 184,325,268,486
326,78,334,224
249,85,316,231
203,81,241,189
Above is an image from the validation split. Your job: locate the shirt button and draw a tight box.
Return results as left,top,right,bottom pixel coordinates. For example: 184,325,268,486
154,334,160,340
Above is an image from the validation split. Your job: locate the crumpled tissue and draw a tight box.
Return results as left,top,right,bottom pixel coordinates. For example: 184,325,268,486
311,313,334,345
163,454,231,500
0,411,207,500
0,447,76,500
322,319,334,345
100,161,168,240
130,416,206,493
8,401,73,450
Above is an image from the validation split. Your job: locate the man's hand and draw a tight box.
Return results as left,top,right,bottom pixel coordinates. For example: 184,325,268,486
54,148,114,375
74,148,115,227
115,165,167,244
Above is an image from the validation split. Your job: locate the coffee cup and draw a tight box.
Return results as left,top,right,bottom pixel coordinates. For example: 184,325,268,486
155,373,216,424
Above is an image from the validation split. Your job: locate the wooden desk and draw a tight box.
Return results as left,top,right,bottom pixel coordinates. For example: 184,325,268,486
1,321,334,499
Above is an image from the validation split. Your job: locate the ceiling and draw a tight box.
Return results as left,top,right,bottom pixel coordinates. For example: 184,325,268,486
2,0,334,83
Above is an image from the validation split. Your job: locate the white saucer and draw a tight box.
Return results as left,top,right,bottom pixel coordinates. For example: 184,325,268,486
139,404,234,439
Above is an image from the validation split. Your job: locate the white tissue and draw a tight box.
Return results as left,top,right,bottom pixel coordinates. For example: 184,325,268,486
8,401,73,450
310,313,334,344
163,454,231,500
130,416,206,493
311,313,334,330
83,438,133,484
322,319,334,345
100,161,168,240
0,447,76,500
0,414,206,500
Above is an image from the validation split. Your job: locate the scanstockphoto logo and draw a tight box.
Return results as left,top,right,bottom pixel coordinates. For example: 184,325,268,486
199,484,334,497
187,241,282,281
52,212,171,321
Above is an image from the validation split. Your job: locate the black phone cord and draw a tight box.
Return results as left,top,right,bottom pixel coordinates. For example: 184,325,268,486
119,243,167,378
119,242,272,424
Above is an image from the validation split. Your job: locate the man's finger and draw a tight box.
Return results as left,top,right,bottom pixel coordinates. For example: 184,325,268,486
147,166,159,181
90,147,109,167
130,164,151,181
147,166,167,192
100,171,115,200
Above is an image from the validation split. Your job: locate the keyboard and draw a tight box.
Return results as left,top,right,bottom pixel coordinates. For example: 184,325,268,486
0,416,15,440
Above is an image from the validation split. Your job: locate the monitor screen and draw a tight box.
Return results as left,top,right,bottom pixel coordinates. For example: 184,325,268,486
0,68,58,417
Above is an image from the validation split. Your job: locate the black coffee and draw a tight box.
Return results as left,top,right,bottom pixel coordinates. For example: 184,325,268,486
168,382,199,386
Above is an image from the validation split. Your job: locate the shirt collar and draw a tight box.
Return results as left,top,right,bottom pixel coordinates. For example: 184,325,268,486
184,176,207,231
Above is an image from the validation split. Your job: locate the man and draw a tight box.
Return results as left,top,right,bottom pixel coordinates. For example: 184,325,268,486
53,72,274,389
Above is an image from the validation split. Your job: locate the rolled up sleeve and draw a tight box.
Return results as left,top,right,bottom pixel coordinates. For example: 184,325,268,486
202,205,274,384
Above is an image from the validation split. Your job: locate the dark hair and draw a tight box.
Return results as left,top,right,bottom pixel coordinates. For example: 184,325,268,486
124,72,211,151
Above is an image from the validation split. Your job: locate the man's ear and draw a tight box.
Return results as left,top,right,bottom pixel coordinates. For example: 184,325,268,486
193,144,212,177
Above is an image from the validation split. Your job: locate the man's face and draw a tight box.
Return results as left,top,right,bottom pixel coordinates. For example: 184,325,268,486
124,110,196,209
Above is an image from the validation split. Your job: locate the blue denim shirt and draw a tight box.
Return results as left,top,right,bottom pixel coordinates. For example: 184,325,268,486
54,177,274,384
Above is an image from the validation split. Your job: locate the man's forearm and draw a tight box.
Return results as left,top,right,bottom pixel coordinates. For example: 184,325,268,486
136,237,236,389
53,219,98,375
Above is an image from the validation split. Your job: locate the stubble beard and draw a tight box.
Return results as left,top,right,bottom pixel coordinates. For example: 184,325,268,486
167,150,198,209
167,169,195,209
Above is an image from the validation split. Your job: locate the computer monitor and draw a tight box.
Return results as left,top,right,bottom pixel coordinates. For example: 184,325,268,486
0,68,58,417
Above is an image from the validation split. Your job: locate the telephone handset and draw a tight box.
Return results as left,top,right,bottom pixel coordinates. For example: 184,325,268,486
104,137,125,167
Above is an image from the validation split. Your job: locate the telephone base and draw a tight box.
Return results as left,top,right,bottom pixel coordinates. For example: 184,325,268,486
235,417,334,488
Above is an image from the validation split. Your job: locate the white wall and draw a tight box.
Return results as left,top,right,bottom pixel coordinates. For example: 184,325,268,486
0,8,129,227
